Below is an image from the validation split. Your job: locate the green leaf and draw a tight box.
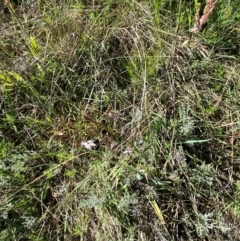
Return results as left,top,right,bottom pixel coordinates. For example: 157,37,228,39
180,139,212,144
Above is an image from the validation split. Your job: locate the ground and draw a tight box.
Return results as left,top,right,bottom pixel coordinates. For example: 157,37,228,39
0,1,240,240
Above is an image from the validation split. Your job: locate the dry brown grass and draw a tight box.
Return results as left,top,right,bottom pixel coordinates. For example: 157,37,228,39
190,0,218,33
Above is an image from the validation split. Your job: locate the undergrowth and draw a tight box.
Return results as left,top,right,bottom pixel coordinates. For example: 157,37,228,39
0,0,240,240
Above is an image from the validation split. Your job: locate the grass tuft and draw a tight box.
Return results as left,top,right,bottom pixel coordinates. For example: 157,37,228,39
1,0,240,240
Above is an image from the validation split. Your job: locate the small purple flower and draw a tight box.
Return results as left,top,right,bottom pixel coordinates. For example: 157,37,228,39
122,146,133,155
81,140,96,150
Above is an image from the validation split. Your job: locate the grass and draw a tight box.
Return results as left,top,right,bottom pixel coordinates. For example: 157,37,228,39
0,0,240,240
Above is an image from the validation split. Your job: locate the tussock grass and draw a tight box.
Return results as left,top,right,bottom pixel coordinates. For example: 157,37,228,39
1,0,240,240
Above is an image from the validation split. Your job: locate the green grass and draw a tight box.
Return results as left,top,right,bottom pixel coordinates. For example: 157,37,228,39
1,0,240,240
